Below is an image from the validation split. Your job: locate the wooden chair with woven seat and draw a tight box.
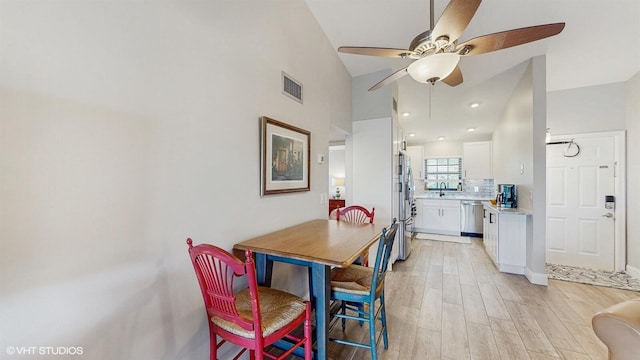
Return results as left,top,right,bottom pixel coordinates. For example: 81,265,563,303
336,205,375,224
336,205,375,266
186,238,312,360
329,218,398,360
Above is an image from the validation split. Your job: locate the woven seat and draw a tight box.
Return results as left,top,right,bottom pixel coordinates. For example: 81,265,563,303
212,287,307,339
331,265,375,295
329,219,398,360
187,239,312,360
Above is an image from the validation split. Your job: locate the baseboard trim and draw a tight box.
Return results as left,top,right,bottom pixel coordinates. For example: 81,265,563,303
499,264,525,275
414,233,471,244
526,267,548,286
626,264,640,281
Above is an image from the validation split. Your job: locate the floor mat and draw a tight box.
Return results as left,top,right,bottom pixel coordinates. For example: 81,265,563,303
546,263,640,292
414,233,471,244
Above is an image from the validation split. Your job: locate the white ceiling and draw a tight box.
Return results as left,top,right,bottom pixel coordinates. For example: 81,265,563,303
306,0,640,145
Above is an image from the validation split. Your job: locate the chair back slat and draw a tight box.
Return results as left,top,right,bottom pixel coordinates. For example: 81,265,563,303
337,205,375,224
187,239,256,332
370,219,398,295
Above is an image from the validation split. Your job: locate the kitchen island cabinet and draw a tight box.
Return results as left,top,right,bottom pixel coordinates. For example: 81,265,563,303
482,203,530,275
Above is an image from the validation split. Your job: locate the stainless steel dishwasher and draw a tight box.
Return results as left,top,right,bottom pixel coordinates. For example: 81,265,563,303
460,201,484,237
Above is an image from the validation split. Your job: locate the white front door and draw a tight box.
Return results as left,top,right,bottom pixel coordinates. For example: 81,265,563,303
546,134,616,271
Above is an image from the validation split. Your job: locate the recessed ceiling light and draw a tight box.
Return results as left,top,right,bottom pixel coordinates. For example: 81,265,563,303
409,132,416,137
470,102,480,108
467,127,476,132
437,136,445,141
402,112,410,117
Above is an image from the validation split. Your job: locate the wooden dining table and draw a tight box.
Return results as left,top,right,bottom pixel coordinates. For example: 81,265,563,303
233,218,387,360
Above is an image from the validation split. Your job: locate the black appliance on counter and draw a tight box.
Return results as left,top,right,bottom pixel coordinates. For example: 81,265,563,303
496,184,517,208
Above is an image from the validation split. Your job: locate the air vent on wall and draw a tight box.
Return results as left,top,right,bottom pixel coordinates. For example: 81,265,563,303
282,71,303,103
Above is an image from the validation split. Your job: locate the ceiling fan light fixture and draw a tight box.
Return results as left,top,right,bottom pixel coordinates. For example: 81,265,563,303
407,53,460,83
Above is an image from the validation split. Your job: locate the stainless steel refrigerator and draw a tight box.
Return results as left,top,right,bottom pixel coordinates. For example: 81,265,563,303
397,151,414,261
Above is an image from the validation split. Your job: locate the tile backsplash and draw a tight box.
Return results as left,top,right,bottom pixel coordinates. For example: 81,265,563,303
413,178,495,197
461,179,495,197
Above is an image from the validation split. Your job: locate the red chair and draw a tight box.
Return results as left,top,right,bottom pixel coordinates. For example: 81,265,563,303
187,238,312,360
336,205,375,266
336,205,375,224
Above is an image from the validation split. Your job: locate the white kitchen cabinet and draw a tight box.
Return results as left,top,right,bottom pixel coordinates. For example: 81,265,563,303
482,205,529,275
406,145,424,179
414,199,460,236
483,206,499,264
463,141,492,179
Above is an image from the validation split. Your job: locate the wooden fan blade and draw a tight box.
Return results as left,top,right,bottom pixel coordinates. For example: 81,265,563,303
338,46,416,58
369,67,409,91
431,0,482,43
455,23,566,56
442,65,463,86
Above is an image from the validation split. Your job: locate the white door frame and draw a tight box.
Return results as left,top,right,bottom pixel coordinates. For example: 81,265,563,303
547,130,626,271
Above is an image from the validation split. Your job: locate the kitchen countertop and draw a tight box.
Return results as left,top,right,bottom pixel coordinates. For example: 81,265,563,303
481,201,532,215
414,193,493,201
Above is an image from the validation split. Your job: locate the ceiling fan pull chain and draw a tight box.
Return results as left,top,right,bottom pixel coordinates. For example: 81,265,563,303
428,84,432,123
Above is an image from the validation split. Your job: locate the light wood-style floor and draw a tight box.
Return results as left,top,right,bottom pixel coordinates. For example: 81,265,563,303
325,238,639,360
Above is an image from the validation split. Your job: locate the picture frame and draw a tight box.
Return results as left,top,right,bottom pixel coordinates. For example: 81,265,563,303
260,116,310,195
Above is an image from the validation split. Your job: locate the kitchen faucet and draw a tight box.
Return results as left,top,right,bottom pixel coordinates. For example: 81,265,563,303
439,182,446,197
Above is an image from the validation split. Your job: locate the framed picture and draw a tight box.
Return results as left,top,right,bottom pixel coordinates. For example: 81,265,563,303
260,116,310,195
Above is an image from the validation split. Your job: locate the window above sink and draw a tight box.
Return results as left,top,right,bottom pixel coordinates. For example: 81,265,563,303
424,157,462,190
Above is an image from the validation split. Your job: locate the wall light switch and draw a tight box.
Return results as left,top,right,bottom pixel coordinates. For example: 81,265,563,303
474,186,479,192
317,154,325,164
520,163,525,175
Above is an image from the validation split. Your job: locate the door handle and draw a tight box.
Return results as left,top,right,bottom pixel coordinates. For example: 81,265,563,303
602,213,614,218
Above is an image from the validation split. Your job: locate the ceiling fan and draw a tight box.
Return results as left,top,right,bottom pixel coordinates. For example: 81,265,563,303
338,0,565,91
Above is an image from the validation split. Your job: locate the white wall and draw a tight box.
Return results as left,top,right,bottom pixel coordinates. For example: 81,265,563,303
625,73,640,271
547,82,627,135
352,69,393,121
0,1,351,359
492,57,547,284
351,118,394,221
492,61,535,212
